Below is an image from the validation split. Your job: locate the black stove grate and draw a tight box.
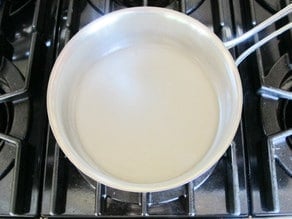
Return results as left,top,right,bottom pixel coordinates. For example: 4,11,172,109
241,0,292,216
0,0,291,218
0,0,55,216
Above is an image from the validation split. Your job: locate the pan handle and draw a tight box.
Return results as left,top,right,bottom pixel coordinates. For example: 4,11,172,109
223,4,292,66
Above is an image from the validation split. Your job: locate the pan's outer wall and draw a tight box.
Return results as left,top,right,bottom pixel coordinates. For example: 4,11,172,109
47,7,242,192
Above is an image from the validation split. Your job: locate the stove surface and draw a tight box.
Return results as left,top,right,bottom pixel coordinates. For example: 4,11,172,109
0,0,291,218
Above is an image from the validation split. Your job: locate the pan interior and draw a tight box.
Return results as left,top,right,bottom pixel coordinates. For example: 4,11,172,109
72,41,219,184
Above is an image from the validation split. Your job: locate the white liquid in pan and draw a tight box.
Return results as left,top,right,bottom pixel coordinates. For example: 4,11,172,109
75,43,219,184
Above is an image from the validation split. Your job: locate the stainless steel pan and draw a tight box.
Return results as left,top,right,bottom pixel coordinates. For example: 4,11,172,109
47,5,291,192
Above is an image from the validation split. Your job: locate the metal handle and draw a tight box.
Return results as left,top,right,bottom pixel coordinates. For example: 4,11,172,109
223,4,292,66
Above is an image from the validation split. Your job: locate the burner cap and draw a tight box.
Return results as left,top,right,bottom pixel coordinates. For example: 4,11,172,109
115,0,174,7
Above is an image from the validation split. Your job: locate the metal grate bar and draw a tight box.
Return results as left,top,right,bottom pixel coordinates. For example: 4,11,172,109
66,0,74,28
50,146,60,214
67,0,84,36
249,0,257,26
269,130,292,175
105,0,111,13
50,146,68,215
218,0,225,27
95,183,107,216
179,0,187,13
264,134,281,212
63,0,75,44
187,181,195,216
248,0,265,79
0,134,22,215
258,86,292,100
32,0,41,31
0,90,28,104
226,142,241,215
24,31,40,88
217,0,233,41
141,193,148,216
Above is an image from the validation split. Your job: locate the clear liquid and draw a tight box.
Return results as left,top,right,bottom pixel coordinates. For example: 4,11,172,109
74,43,219,184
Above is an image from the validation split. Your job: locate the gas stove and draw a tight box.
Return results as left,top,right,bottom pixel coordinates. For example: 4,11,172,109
0,0,291,218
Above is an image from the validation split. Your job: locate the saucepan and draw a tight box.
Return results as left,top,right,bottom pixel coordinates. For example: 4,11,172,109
47,5,291,192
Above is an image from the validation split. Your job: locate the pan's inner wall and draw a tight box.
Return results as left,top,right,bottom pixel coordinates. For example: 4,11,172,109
73,42,219,183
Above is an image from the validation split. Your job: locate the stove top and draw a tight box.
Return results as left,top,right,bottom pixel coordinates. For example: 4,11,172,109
0,0,291,218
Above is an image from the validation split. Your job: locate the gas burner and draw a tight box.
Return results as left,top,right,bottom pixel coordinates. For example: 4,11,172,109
114,0,174,7
259,54,292,136
257,52,292,213
80,165,215,205
0,56,29,180
259,53,292,175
